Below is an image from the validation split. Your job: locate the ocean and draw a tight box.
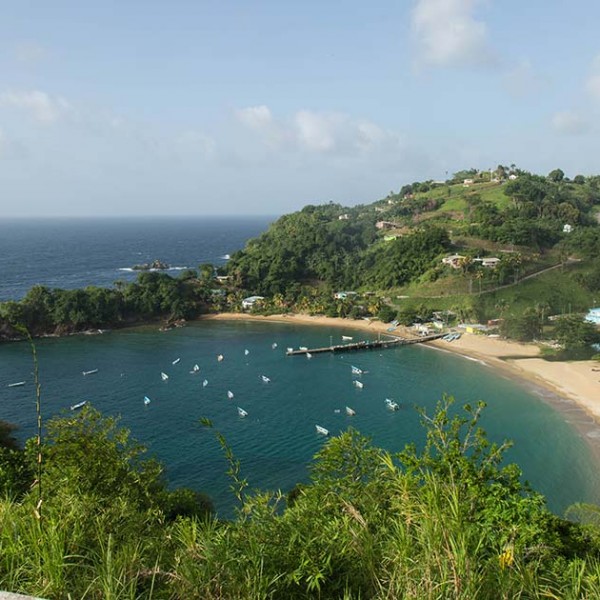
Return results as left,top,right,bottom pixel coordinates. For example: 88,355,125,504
0,216,273,301
1,217,599,517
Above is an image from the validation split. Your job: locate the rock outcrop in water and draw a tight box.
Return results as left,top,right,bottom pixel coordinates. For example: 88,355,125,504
131,259,170,271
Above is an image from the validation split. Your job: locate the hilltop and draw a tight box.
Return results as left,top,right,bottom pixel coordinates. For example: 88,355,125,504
224,166,600,351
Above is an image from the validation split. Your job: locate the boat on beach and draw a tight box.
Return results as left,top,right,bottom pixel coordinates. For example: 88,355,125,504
70,400,87,411
237,407,248,417
82,369,98,376
161,372,169,381
345,406,356,416
7,381,25,388
315,425,329,436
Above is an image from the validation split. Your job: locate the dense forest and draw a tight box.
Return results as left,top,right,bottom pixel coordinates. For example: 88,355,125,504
2,399,600,598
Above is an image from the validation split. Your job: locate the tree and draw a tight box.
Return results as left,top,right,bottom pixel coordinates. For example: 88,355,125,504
548,168,565,183
553,316,600,350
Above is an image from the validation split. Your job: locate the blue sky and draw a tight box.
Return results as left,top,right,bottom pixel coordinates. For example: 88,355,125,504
1,0,599,217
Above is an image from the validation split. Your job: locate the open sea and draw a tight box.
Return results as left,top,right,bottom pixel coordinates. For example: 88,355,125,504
1,216,600,517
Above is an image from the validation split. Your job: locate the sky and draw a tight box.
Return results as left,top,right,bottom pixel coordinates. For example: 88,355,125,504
1,0,600,217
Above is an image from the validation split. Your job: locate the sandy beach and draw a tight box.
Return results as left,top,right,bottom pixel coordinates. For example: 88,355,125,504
201,313,600,444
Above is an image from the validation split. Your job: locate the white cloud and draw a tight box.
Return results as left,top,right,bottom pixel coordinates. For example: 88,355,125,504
234,105,404,158
234,105,273,130
551,110,589,136
294,110,342,152
175,130,216,159
411,0,492,68
0,89,71,123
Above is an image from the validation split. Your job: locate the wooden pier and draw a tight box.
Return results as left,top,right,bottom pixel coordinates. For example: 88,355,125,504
286,333,446,356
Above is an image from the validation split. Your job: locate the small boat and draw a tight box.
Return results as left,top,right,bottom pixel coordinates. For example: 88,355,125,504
385,398,399,411
334,409,341,413
7,381,25,388
306,352,312,359
227,390,234,399
299,346,308,351
202,379,208,387
217,354,224,362
287,347,294,353
172,358,181,365
144,396,151,405
222,254,231,260
315,425,329,436
351,365,363,375
353,380,364,389
161,372,169,381
237,407,248,417
345,406,356,416
342,335,353,341
190,364,200,374
272,342,278,349
70,400,87,411
82,369,98,376
244,349,250,356
261,375,271,383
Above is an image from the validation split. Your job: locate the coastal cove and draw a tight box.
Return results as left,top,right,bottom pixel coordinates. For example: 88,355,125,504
2,316,599,517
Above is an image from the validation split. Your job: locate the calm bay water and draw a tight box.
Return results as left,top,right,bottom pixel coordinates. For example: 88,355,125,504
0,216,599,517
1,320,599,516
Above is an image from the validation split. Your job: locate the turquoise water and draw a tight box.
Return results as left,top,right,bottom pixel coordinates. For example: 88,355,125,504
2,320,599,516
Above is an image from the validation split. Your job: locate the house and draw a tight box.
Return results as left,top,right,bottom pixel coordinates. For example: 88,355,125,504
563,224,573,233
334,291,358,300
376,220,396,230
215,275,230,283
338,213,349,220
585,308,600,325
508,174,518,180
463,179,474,187
476,257,500,268
242,295,264,309
458,323,489,334
442,254,466,269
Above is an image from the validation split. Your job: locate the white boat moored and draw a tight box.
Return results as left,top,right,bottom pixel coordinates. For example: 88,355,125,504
261,375,271,383
315,425,329,436
345,406,356,416
342,335,353,341
217,354,224,362
227,390,234,399
82,369,98,376
70,400,87,411
237,407,248,417
190,364,200,373
306,352,312,359
385,398,399,411
353,380,364,389
272,342,278,349
161,372,169,381
144,396,151,405
7,381,25,388
202,379,208,387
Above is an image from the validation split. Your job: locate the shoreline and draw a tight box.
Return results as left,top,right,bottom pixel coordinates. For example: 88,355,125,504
200,312,600,459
